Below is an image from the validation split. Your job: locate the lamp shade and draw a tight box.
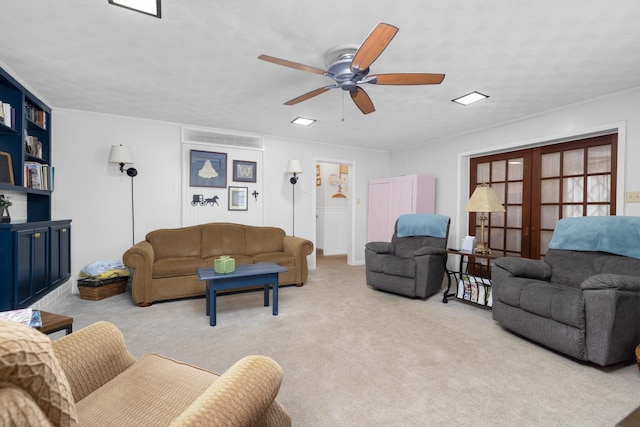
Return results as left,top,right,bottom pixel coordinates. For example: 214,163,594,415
464,184,505,213
286,159,303,174
109,144,134,164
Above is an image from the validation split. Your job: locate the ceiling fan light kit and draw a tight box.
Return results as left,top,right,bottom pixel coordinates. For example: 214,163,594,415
258,22,445,115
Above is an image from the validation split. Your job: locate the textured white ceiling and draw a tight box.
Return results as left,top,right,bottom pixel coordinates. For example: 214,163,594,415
1,1,640,151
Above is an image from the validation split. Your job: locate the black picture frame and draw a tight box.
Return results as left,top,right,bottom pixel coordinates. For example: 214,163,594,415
190,150,227,188
228,186,248,211
232,160,257,183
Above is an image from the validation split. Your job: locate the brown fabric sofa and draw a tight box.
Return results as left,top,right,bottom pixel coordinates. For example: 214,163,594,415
123,222,314,306
0,319,291,426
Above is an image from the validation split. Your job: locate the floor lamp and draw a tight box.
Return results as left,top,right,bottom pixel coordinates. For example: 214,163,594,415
286,159,303,236
464,183,505,255
109,144,138,245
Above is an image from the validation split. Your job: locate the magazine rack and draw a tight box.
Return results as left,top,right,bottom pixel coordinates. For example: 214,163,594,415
442,249,504,307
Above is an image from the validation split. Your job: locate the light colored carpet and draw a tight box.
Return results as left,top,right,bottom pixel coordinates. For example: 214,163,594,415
49,255,639,426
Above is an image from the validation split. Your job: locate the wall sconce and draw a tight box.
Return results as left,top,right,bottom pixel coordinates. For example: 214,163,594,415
464,183,505,254
109,144,138,245
286,159,303,236
109,144,138,177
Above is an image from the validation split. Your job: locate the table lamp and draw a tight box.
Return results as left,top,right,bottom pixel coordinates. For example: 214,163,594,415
464,183,505,254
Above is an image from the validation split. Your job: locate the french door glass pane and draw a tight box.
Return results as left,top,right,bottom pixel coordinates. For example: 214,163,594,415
492,160,506,181
563,177,584,203
563,205,583,217
490,228,504,250
507,182,523,204
491,211,505,227
563,149,584,175
492,182,506,204
508,159,524,180
540,230,554,255
587,204,610,216
541,179,560,203
587,175,610,202
477,163,490,183
506,205,522,228
541,152,560,178
540,205,559,229
506,229,522,253
587,145,611,173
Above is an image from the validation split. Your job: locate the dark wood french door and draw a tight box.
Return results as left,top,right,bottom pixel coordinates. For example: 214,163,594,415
469,134,617,259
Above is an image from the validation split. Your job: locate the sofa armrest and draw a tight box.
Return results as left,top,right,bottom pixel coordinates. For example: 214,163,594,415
283,235,313,257
51,321,137,402
169,355,291,427
122,240,155,305
493,257,552,280
581,274,640,291
365,242,394,254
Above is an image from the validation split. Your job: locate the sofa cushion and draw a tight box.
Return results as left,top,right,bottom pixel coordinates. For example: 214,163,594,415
496,277,585,329
201,223,247,258
546,249,640,288
147,226,202,260
245,227,285,255
253,252,295,267
76,354,218,426
153,257,207,278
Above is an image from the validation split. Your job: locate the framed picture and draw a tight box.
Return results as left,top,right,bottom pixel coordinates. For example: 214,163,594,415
228,186,248,211
190,150,227,188
232,160,257,183
0,151,14,185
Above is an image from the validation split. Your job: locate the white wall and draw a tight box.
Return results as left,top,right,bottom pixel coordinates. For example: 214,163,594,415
389,87,640,249
52,109,389,277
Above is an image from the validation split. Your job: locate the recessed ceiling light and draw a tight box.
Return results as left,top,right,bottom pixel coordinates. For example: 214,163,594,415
108,0,161,18
291,117,316,126
452,91,488,106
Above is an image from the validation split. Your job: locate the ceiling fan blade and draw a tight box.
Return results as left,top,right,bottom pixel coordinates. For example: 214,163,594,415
258,54,327,76
284,86,334,106
351,22,399,72
350,87,375,114
369,73,446,85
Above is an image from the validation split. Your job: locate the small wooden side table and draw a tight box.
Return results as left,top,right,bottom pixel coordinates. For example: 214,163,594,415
37,311,73,335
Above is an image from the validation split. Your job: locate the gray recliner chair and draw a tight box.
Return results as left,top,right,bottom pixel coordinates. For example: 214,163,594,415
365,213,450,298
492,215,640,366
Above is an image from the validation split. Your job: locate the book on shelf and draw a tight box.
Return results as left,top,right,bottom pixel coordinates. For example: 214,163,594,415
0,101,15,129
25,134,43,158
24,161,53,191
24,102,46,129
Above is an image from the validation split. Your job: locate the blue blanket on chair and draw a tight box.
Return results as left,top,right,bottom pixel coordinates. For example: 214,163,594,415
548,216,640,259
397,214,449,238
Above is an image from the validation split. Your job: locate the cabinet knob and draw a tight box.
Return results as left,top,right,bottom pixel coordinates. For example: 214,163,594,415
34,232,41,238
61,228,67,233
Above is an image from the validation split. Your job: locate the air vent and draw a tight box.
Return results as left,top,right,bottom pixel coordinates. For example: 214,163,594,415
181,126,264,149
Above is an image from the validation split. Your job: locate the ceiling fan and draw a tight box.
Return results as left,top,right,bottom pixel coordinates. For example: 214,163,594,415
258,22,445,115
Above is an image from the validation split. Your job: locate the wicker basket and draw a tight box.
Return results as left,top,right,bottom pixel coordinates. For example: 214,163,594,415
635,344,640,372
78,276,128,301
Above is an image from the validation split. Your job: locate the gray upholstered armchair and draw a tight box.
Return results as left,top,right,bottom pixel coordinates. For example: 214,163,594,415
492,216,640,366
365,214,450,298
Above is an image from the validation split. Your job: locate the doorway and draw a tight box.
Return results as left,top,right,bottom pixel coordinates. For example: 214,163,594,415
313,159,356,265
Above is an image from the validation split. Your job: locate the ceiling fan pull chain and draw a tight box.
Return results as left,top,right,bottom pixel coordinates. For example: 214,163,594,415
342,91,345,122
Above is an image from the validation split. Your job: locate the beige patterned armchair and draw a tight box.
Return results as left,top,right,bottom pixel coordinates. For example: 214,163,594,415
0,320,291,426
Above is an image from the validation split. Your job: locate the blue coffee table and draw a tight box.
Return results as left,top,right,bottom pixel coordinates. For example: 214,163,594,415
197,262,287,326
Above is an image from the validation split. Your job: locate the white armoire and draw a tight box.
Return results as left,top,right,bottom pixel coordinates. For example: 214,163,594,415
367,174,436,242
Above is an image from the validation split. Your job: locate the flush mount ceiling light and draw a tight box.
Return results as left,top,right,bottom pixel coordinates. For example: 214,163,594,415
452,91,489,106
108,0,161,18
291,117,316,126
